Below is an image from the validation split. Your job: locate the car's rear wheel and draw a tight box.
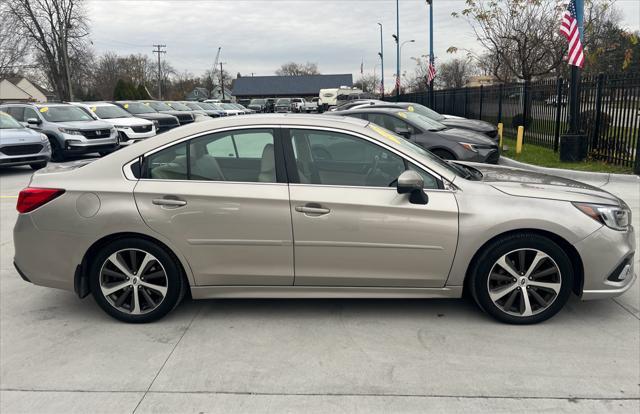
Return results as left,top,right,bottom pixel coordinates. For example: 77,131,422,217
470,233,573,324
89,238,185,323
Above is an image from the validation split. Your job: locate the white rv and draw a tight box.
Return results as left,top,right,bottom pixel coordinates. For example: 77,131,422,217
318,86,363,112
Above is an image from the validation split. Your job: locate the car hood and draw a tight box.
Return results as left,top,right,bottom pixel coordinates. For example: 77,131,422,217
464,163,621,205
441,118,496,133
55,120,114,130
134,113,175,121
437,128,496,145
0,127,43,144
102,117,151,127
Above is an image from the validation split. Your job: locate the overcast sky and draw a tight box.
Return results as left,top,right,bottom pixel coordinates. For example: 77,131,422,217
86,0,640,87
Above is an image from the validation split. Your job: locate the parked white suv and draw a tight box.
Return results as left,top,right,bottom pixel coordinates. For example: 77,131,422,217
71,102,156,145
290,98,305,113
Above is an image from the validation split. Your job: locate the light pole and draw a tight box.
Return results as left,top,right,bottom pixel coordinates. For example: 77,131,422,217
377,23,384,99
427,0,434,107
399,40,415,90
395,0,400,100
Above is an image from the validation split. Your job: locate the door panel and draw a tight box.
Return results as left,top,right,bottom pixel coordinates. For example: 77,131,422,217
289,185,458,287
135,181,294,286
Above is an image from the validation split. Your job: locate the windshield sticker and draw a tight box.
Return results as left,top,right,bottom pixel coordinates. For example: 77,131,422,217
144,102,150,105
124,104,129,109
408,105,415,112
90,106,96,112
397,112,408,119
39,107,48,113
369,124,401,144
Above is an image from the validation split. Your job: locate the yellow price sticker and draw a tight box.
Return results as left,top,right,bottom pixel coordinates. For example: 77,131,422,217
369,124,401,144
39,107,48,113
90,106,96,112
397,112,408,119
124,104,129,109
408,105,414,112
144,102,149,106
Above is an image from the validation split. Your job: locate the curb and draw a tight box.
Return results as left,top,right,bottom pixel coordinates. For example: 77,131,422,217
499,157,640,184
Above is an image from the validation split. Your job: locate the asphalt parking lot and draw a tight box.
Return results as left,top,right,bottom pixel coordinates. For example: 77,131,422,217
0,162,638,413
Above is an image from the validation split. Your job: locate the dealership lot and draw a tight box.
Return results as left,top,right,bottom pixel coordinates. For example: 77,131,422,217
0,163,638,413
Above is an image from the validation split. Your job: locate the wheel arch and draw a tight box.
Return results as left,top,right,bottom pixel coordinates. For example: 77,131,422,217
75,232,191,298
463,228,584,297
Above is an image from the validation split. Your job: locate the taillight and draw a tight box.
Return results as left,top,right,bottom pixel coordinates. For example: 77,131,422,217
16,188,65,214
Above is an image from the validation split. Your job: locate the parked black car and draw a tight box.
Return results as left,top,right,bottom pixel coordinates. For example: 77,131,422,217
248,99,267,113
139,101,195,125
334,100,499,142
265,98,277,113
335,107,500,164
182,101,225,117
113,101,180,132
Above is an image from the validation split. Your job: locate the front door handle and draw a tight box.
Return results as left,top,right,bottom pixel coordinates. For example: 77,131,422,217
295,204,330,215
152,197,187,207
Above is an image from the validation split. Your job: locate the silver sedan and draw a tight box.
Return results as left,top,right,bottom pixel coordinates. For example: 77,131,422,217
13,114,636,324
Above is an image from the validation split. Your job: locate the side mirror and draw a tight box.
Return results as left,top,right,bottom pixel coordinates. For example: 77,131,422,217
27,118,41,126
397,170,428,205
394,127,411,139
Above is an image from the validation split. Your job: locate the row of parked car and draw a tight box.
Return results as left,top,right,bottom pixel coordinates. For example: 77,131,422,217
0,100,254,168
247,97,319,113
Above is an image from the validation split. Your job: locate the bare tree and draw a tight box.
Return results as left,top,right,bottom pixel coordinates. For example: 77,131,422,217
5,0,90,100
354,73,380,94
437,58,476,89
275,62,320,76
0,3,31,76
450,0,567,82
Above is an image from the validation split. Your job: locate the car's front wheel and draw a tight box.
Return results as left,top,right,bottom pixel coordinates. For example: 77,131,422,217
89,238,186,323
30,161,47,170
470,233,573,324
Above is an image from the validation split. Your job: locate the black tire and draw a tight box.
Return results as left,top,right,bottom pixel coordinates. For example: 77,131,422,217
469,233,573,324
30,161,47,170
48,137,65,162
89,238,186,323
431,148,457,160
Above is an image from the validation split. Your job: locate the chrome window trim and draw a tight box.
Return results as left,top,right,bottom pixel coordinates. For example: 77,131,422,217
121,123,453,188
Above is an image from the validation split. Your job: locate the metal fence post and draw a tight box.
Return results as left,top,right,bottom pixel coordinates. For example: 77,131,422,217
479,85,484,120
497,84,503,124
592,73,604,152
523,80,530,130
553,77,563,152
464,88,469,118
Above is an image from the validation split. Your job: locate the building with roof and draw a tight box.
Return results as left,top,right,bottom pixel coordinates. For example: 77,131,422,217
0,77,54,103
232,74,353,99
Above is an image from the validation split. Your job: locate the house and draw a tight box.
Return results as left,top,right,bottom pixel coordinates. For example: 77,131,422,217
186,87,210,101
465,75,498,88
232,74,353,99
0,77,53,103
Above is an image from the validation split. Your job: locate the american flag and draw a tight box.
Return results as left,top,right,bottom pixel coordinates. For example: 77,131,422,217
427,61,436,84
395,74,401,92
559,0,585,68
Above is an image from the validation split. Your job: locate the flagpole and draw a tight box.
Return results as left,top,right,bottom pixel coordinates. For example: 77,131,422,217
378,23,384,99
428,0,434,108
395,0,400,101
568,0,583,134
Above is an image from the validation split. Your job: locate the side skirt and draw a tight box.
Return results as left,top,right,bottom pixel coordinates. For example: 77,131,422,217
190,285,463,300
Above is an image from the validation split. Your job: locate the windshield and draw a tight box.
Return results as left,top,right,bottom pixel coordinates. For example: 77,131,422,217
119,102,155,114
399,111,447,131
250,99,266,105
221,103,237,110
0,112,23,129
197,102,216,110
185,103,203,110
207,103,223,110
39,105,94,122
166,102,191,111
276,99,291,105
93,105,132,119
147,101,173,111
366,123,468,180
404,103,445,121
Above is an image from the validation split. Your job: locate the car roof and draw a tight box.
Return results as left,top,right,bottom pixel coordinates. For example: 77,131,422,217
338,107,406,115
71,101,117,107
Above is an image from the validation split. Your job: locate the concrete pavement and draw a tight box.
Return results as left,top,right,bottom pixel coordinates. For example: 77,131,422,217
0,164,638,414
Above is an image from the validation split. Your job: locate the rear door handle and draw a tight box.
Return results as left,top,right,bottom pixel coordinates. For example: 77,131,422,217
295,204,331,215
152,197,187,207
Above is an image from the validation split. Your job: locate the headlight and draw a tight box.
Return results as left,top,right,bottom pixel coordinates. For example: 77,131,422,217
58,128,83,135
574,203,631,231
459,142,479,152
40,133,48,142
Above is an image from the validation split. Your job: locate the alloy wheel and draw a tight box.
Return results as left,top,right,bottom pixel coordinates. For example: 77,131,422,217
99,248,168,315
487,249,562,317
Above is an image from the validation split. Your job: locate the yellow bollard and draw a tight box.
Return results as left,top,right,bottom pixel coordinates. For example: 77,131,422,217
497,123,503,150
516,126,524,155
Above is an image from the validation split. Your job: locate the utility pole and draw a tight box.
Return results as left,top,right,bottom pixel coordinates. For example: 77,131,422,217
427,0,434,108
220,62,226,101
395,0,400,100
153,44,166,100
62,39,73,101
377,23,384,99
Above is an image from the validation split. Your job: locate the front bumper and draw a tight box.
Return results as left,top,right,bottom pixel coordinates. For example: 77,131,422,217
574,224,636,300
117,126,156,141
0,142,51,166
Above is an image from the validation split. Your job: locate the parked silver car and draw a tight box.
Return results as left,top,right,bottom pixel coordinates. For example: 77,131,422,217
13,115,635,324
0,111,51,169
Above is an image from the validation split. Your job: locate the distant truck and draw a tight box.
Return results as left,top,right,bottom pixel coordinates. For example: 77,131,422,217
318,87,363,112
290,97,306,113
302,97,320,113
